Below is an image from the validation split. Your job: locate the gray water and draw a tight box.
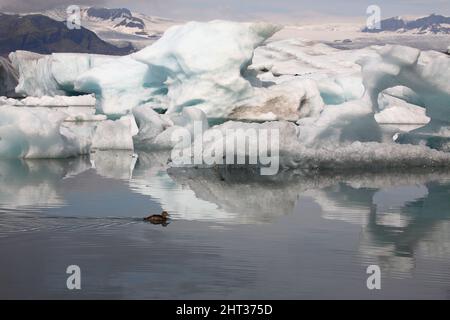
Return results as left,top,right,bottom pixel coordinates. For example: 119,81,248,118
1,151,450,299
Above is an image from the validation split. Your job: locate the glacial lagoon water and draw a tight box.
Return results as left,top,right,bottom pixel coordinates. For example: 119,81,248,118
1,151,450,299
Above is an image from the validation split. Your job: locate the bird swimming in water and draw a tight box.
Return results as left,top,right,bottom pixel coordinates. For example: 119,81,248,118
144,211,170,226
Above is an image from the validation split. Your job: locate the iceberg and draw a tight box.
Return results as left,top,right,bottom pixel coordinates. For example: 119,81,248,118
74,56,154,116
0,106,90,158
10,21,282,118
374,94,430,125
3,21,450,166
132,21,281,118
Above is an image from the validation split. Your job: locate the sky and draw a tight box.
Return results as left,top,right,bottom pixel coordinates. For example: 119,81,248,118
0,0,449,22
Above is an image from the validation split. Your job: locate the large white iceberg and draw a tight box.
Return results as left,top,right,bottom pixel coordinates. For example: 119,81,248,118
10,21,283,118
74,56,154,116
132,21,281,117
3,21,450,166
76,21,282,117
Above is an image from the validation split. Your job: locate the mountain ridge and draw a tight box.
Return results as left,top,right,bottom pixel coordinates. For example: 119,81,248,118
0,12,133,56
363,13,450,34
41,6,178,49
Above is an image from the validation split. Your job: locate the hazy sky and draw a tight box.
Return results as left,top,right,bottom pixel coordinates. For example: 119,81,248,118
1,0,449,22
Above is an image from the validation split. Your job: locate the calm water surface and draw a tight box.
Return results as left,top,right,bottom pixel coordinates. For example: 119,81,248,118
1,151,450,299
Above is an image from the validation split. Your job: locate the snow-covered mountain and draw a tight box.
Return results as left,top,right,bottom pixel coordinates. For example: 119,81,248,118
363,14,450,34
0,12,133,56
42,6,179,49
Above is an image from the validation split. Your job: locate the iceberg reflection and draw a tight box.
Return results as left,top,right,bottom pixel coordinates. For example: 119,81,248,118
163,165,450,276
1,151,450,278
0,157,91,211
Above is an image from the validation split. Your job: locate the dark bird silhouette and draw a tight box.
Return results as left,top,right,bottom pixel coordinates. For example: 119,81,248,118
144,211,170,226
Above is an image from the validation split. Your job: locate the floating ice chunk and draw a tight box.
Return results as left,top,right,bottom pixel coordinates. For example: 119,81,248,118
8,51,57,96
0,106,88,158
91,114,138,150
375,94,430,124
132,21,281,118
8,21,278,117
75,56,153,116
9,51,118,97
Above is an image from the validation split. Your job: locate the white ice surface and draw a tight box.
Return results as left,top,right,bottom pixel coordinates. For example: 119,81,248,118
3,24,450,164
1,95,96,106
9,51,118,97
0,106,90,158
91,114,139,150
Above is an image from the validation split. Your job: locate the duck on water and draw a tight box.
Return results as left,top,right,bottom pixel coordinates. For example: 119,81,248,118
144,211,171,226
